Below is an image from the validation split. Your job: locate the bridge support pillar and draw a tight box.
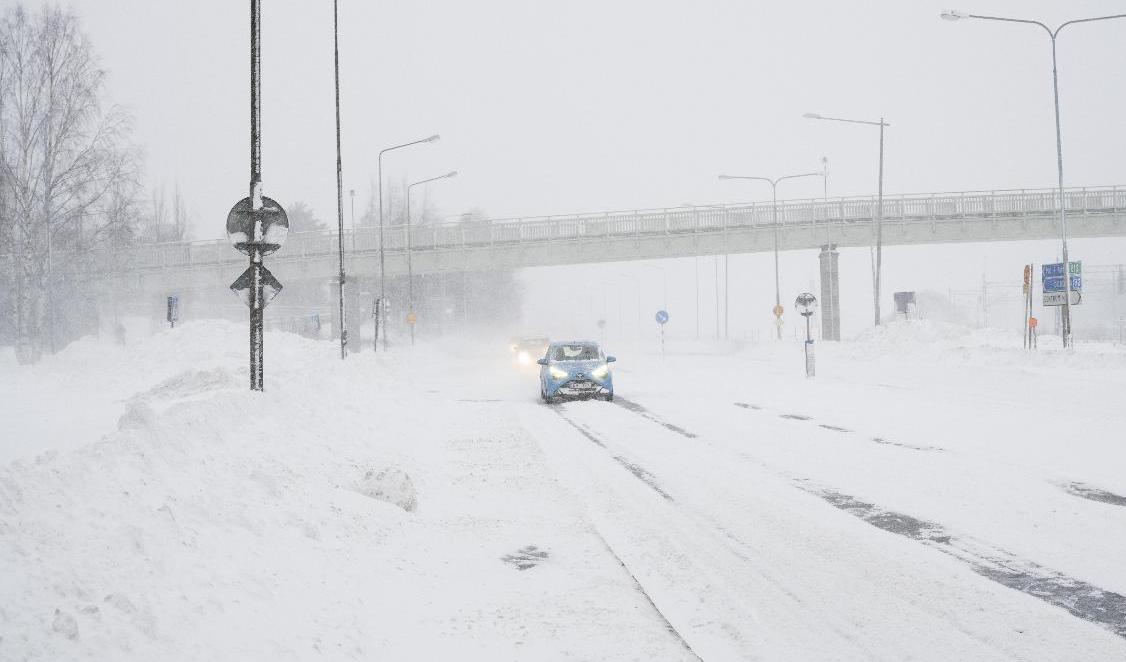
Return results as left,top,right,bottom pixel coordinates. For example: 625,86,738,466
819,244,840,341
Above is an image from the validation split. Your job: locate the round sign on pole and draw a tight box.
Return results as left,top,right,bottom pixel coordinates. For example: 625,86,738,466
655,310,669,325
406,312,417,325
596,319,607,329
226,196,289,256
772,304,784,317
795,292,817,317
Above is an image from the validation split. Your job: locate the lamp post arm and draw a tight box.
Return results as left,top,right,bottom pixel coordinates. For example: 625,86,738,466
808,115,890,128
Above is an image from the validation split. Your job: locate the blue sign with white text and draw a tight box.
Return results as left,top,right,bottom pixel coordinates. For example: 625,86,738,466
1042,261,1081,279
655,310,669,325
1043,275,1082,293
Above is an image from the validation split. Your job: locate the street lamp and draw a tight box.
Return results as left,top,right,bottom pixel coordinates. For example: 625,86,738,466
406,170,457,346
718,172,821,339
377,133,440,350
803,112,890,328
940,9,1126,348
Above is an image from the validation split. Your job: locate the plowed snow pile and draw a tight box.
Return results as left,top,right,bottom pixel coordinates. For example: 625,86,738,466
0,322,689,661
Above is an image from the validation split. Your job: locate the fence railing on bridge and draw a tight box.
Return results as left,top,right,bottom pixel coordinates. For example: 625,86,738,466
40,185,1126,274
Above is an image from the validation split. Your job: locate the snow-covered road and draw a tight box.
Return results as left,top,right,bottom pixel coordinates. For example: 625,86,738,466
3,320,1125,660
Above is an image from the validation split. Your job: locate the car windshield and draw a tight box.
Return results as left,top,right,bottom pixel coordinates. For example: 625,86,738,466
551,344,600,361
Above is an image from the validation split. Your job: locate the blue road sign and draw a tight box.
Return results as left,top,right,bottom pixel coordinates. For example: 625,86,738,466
1043,275,1082,293
1042,261,1081,279
655,310,669,325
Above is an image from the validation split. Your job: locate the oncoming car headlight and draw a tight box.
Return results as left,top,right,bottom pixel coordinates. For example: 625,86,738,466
517,351,531,364
549,366,569,380
592,364,609,380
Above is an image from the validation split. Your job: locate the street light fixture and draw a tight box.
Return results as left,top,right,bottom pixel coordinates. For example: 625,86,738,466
803,111,889,328
718,172,821,340
376,133,440,350
405,170,458,346
940,9,1126,348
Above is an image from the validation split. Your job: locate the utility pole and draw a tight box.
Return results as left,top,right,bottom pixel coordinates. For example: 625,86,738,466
332,0,347,359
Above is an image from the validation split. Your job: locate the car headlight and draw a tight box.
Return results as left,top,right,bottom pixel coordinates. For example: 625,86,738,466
549,366,569,380
592,364,609,380
517,351,531,364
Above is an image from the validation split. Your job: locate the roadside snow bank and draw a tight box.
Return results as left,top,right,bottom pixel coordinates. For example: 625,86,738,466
837,318,1126,371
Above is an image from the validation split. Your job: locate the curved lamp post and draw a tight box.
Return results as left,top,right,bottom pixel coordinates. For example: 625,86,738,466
405,170,457,346
377,134,439,350
718,172,820,339
803,112,889,328
940,9,1126,348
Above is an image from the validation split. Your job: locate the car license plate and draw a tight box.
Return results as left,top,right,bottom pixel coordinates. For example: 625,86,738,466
570,380,593,390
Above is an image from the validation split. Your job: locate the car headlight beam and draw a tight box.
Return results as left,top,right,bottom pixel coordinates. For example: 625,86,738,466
592,364,609,380
549,366,569,380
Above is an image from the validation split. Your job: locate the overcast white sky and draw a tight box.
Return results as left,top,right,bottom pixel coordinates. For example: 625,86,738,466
51,0,1126,233
40,0,1126,339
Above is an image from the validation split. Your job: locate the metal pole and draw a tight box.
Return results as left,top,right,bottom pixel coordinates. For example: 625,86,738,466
1050,36,1071,347
249,0,264,391
772,182,781,340
349,189,355,252
377,154,386,351
407,186,414,347
823,159,834,341
333,0,346,359
875,118,885,327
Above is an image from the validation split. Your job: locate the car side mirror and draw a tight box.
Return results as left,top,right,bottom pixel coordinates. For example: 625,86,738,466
536,358,547,366
606,356,616,363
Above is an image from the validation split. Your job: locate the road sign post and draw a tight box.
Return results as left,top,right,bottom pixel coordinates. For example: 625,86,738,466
655,309,669,358
796,293,817,378
230,0,288,392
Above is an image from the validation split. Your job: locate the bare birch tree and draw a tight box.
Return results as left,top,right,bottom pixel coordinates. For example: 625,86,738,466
0,4,136,361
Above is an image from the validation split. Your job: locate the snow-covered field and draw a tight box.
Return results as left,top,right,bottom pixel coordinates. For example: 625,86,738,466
3,319,1125,660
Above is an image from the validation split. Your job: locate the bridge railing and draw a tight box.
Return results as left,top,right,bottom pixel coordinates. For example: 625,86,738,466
24,185,1126,274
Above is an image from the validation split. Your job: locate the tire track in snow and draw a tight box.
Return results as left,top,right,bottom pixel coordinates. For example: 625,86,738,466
553,407,673,501
1062,482,1126,508
590,529,703,661
614,396,1126,641
734,402,943,453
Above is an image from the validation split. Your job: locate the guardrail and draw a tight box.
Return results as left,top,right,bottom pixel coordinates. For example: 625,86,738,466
27,185,1126,274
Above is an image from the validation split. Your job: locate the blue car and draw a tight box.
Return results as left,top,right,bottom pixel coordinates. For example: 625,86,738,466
537,340,616,403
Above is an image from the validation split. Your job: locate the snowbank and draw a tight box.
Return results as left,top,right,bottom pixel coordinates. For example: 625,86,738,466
0,321,691,660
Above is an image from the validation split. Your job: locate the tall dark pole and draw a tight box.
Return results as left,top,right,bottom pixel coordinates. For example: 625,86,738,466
249,0,264,391
332,0,347,359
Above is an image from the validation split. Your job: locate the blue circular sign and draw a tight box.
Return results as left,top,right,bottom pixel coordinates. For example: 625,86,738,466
655,310,669,325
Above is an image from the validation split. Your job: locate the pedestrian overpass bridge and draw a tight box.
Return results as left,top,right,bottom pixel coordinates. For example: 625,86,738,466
69,185,1126,293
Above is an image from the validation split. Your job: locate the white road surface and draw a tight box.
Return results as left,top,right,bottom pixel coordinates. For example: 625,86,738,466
2,319,1125,660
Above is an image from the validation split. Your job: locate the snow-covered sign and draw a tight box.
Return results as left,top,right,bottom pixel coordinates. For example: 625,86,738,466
226,196,289,256
655,310,669,325
795,293,817,317
230,265,283,308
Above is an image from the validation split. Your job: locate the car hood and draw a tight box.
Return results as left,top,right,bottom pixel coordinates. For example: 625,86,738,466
550,359,605,374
